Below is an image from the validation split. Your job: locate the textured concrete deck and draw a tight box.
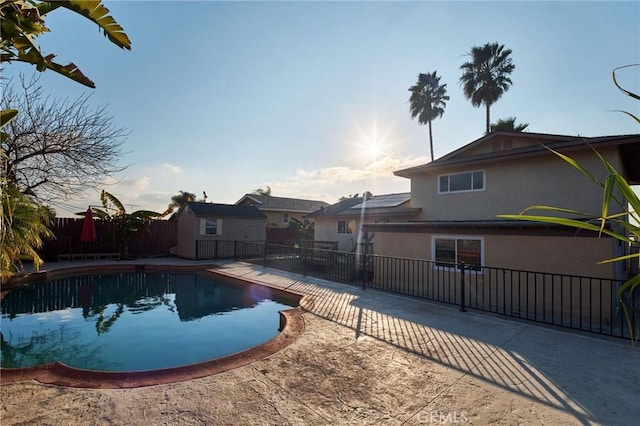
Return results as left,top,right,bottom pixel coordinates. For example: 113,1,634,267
2,259,639,425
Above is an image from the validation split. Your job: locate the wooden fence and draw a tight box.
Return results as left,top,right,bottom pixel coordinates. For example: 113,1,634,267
40,218,178,260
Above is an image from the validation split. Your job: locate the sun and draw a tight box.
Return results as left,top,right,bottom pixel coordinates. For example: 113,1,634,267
354,120,393,165
366,138,383,163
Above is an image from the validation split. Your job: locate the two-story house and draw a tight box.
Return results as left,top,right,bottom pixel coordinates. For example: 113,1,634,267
364,132,639,280
308,192,421,252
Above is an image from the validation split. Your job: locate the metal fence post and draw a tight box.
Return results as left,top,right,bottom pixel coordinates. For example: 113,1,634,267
459,261,467,312
263,241,268,267
362,235,368,289
302,246,307,276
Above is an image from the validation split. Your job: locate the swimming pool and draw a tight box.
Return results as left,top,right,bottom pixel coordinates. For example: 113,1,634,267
1,267,301,378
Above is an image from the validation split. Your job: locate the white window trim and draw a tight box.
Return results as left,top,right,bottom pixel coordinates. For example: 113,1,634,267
431,235,484,269
200,218,222,236
437,170,486,194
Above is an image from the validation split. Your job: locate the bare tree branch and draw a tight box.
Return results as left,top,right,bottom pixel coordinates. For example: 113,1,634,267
1,74,129,204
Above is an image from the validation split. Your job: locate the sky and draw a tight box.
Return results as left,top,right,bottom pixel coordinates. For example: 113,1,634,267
5,0,640,217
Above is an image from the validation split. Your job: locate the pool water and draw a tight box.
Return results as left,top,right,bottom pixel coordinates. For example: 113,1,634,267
0,271,293,372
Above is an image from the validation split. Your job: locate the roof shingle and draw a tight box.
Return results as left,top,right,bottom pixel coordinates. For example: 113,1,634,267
185,202,266,219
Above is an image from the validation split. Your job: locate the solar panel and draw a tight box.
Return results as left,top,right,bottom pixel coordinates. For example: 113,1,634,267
350,193,410,209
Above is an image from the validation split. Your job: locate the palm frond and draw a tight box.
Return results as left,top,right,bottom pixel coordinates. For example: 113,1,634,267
37,0,131,50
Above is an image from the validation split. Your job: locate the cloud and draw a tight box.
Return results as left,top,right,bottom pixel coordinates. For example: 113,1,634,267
116,176,151,191
53,155,429,216
294,155,427,184
162,163,181,174
268,154,429,201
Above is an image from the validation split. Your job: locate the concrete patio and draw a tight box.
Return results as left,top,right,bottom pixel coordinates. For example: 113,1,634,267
1,259,638,425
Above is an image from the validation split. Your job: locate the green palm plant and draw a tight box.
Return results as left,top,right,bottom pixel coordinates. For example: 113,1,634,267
408,71,450,161
491,116,529,132
0,0,131,88
89,190,165,259
1,183,54,281
460,42,515,134
498,65,640,342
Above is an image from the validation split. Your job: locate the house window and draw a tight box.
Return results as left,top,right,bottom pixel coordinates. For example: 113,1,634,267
338,220,355,234
283,213,289,224
438,170,485,193
433,236,483,270
201,218,221,236
374,218,390,224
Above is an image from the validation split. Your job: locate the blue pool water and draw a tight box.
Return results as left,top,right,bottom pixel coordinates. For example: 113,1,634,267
0,271,293,372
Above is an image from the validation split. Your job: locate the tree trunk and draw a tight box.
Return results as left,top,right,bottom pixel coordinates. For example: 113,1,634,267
428,120,434,161
485,104,491,134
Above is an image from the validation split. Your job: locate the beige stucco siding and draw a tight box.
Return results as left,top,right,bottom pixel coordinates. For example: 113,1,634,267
176,208,198,258
373,231,616,279
375,232,431,260
177,208,266,259
372,230,616,326
314,205,419,252
314,217,361,252
483,234,615,277
410,146,624,221
314,217,337,242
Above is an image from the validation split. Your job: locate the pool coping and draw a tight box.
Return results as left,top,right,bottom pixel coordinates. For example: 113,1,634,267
0,264,309,389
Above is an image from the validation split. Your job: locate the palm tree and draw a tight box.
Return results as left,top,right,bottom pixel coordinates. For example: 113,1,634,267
408,71,450,161
90,190,165,259
167,190,196,219
252,186,271,196
490,117,529,132
460,42,515,134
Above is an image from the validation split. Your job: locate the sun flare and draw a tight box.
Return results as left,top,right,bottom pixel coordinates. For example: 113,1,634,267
354,121,394,165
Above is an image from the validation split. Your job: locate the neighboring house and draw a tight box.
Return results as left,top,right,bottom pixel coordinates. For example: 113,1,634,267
364,132,640,280
308,192,421,252
176,202,266,259
235,194,329,228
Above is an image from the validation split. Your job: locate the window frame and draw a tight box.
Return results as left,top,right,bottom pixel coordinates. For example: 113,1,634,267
337,219,355,235
437,170,485,194
283,213,289,224
201,218,221,236
431,235,484,270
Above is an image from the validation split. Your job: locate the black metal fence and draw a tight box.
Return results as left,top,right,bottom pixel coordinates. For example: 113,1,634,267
194,240,338,260
195,240,264,260
368,255,634,339
194,240,636,339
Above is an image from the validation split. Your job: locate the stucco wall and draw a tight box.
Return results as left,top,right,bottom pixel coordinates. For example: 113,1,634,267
372,229,617,325
177,207,266,259
374,230,616,279
483,234,615,277
410,146,623,221
314,207,418,252
176,207,198,258
314,217,361,252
